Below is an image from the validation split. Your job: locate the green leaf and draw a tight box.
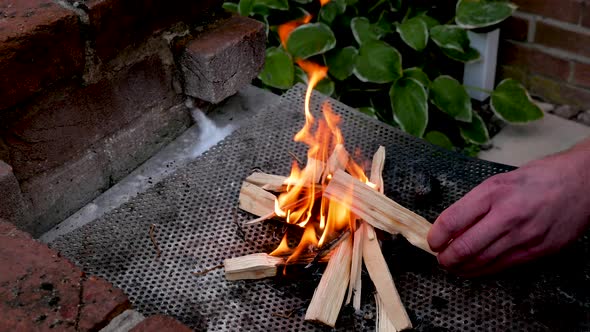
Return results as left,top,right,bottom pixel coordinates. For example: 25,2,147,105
354,41,402,83
294,66,307,85
253,0,289,10
459,113,489,144
430,75,472,122
358,107,378,119
403,67,430,88
351,17,382,45
287,23,336,59
292,0,313,3
456,0,517,29
397,17,429,51
441,46,480,63
315,77,335,96
491,79,544,123
326,46,358,80
430,25,470,53
390,78,429,137
425,131,454,150
319,0,346,24
222,2,239,13
417,14,440,30
258,47,294,89
375,11,396,34
238,0,254,15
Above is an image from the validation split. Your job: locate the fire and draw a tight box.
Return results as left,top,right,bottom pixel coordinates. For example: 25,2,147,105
268,8,370,265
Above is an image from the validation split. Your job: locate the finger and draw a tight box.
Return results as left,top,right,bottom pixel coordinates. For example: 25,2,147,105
456,243,546,278
436,211,508,268
453,223,551,274
428,185,492,252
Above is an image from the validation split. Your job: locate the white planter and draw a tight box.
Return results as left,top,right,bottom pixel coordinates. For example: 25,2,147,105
463,28,500,101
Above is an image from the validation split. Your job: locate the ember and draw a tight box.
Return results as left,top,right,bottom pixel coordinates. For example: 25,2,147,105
224,7,435,330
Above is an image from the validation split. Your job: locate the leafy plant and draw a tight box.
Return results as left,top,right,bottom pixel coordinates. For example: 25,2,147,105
225,0,543,153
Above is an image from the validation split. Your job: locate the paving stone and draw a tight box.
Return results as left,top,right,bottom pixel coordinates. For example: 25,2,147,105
577,110,590,126
0,0,84,110
130,315,192,332
553,105,581,119
0,219,131,331
181,16,266,103
99,310,145,332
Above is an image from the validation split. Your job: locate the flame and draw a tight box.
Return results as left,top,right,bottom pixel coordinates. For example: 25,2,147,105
278,14,312,48
320,0,330,6
269,9,372,265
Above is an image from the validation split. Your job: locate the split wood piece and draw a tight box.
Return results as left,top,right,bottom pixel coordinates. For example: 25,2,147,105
375,293,397,332
324,169,434,255
225,253,284,281
239,182,276,218
305,234,353,327
322,144,349,183
245,172,288,192
362,223,412,331
346,221,363,311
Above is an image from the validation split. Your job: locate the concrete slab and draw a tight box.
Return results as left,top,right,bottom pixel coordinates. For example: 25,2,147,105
40,85,279,243
479,113,590,166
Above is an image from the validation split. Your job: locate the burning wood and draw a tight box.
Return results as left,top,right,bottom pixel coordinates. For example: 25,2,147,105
220,32,433,328
324,169,435,255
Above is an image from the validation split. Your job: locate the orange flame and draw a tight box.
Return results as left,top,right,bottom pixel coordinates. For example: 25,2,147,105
278,14,312,48
320,0,330,6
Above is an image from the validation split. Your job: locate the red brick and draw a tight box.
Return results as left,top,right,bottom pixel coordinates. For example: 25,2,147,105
500,16,529,42
0,0,84,111
86,0,222,62
1,55,181,181
535,21,590,58
513,0,582,23
529,75,590,109
497,41,571,80
131,315,193,332
573,62,590,88
0,219,131,331
79,276,131,331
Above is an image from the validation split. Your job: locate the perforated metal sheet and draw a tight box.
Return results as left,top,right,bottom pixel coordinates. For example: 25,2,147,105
51,84,590,331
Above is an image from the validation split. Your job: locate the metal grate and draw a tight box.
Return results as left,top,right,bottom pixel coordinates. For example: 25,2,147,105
51,84,590,331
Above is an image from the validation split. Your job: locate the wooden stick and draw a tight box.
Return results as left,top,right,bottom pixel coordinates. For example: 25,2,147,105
239,182,276,218
346,221,363,311
375,293,397,332
245,172,289,192
324,169,434,255
224,253,284,280
305,234,352,327
322,144,349,183
362,223,412,331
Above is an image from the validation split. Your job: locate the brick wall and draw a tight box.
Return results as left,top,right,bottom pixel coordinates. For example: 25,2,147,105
498,0,590,110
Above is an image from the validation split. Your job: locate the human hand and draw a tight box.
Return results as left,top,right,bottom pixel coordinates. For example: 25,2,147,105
428,140,590,277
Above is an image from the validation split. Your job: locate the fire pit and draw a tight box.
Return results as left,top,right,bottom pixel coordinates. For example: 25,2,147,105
50,84,590,331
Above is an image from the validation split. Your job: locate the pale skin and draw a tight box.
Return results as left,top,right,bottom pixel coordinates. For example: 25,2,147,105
428,137,590,277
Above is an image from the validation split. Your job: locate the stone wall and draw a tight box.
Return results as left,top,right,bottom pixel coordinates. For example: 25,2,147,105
498,0,590,113
0,0,265,236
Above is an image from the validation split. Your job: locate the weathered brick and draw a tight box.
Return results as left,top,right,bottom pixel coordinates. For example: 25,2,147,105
130,315,193,332
0,160,30,230
85,0,222,62
500,16,529,42
497,41,571,81
0,219,131,331
0,0,84,111
535,22,590,58
79,276,131,331
1,54,181,181
529,75,590,109
513,0,582,23
496,64,530,84
573,62,590,88
181,15,266,103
